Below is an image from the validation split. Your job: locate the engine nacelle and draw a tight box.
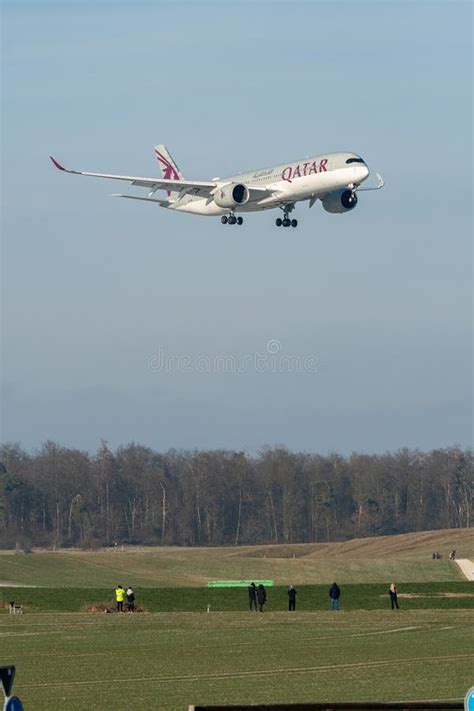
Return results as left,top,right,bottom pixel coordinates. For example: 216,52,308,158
322,189,358,214
214,183,250,209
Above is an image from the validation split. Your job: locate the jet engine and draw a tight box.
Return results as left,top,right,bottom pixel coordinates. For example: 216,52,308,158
322,189,358,214
214,183,250,209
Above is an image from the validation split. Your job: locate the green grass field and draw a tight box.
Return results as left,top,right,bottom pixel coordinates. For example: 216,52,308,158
1,530,472,710
1,582,473,613
1,527,472,587
2,610,473,710
0,551,464,587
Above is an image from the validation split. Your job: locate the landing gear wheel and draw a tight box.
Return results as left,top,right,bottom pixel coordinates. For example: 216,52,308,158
228,215,236,225
276,218,282,227
283,218,291,227
291,219,298,228
221,216,228,224
237,216,243,225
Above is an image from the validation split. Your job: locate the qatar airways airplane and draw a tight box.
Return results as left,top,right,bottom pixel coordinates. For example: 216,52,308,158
50,145,384,228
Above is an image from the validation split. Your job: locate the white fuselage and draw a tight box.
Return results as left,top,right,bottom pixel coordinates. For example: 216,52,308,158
169,151,369,216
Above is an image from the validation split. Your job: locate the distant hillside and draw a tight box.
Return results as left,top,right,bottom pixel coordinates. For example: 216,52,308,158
231,528,474,560
0,528,472,587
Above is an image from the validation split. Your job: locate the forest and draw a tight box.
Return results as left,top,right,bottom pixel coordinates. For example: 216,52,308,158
0,442,472,549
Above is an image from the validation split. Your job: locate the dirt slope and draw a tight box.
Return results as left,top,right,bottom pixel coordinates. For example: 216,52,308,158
228,528,474,560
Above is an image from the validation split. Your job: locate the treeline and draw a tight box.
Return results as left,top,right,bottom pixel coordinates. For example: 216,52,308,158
0,442,472,549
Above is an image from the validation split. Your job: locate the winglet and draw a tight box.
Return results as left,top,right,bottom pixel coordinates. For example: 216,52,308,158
356,172,385,192
50,156,66,171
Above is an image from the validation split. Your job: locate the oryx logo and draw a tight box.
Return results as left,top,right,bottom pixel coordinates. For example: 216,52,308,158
154,149,181,196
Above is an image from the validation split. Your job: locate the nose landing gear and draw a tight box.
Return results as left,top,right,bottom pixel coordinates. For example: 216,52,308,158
276,204,298,227
221,214,243,226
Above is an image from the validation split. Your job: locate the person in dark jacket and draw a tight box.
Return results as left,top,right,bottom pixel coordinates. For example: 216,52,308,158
257,584,266,612
248,582,257,611
287,585,297,611
329,582,340,611
126,586,135,612
389,582,399,610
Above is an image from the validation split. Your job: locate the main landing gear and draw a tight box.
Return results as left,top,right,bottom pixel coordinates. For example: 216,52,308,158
221,214,243,225
276,217,298,228
275,204,298,228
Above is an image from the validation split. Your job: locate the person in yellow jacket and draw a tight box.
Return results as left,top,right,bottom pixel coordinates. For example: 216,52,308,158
115,585,125,612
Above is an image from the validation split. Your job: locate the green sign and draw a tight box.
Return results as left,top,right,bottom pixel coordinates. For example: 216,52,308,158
207,580,274,588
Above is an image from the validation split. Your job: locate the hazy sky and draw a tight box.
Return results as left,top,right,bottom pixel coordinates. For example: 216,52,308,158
1,0,472,454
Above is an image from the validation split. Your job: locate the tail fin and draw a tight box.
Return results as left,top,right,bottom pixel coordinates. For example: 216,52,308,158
154,145,184,181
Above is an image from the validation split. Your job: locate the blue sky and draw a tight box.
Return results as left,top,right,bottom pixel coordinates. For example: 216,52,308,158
1,0,472,454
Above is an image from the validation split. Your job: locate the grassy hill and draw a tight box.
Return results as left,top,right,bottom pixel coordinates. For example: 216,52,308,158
0,528,471,588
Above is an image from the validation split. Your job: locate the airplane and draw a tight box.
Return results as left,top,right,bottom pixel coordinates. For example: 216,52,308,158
50,145,384,228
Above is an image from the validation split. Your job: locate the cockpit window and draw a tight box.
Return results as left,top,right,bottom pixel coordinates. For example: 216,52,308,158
346,157,365,164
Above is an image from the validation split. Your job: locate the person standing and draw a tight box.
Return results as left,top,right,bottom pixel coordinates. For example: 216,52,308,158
126,586,135,612
389,582,399,610
115,584,125,613
257,584,266,612
287,585,297,611
329,582,341,611
248,582,257,612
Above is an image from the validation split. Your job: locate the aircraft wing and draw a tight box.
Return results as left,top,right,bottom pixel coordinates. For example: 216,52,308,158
50,156,277,201
111,194,172,206
50,156,218,197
